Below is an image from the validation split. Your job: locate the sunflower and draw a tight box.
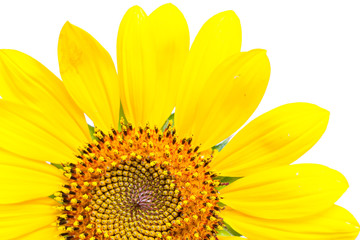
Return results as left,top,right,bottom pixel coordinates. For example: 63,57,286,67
0,3,358,240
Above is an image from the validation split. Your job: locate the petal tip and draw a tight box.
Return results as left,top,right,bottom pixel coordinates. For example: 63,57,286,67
248,49,269,59
0,49,19,58
310,103,331,122
151,3,183,18
218,10,240,22
160,3,178,9
63,21,73,30
127,5,146,15
60,21,77,39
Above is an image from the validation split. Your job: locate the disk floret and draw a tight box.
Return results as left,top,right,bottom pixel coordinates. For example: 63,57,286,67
55,121,223,239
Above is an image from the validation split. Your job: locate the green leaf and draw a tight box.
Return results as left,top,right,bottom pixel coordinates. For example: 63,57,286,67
217,221,242,237
161,113,175,132
212,136,232,152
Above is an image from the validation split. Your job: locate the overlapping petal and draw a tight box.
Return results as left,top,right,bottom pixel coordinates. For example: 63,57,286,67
180,49,270,150
0,50,90,143
0,101,84,164
218,236,245,239
212,103,329,176
0,101,67,204
0,3,357,240
0,148,64,176
222,206,360,240
0,198,59,238
221,164,348,219
58,22,120,131
16,226,61,240
175,10,242,145
117,4,189,127
0,163,64,204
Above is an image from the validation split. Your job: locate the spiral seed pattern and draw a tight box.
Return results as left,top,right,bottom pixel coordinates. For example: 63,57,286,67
90,159,180,239
54,121,223,240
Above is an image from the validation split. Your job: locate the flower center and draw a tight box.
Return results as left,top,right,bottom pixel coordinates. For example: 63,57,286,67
91,159,180,239
55,121,223,240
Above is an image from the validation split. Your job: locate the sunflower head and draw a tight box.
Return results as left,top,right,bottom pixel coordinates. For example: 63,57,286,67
55,122,223,239
0,3,359,240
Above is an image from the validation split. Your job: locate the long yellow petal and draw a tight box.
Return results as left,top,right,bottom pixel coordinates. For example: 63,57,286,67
117,4,189,127
221,164,348,219
0,149,65,178
0,164,64,204
222,206,360,240
117,6,147,126
212,103,329,176
217,237,244,239
0,198,59,238
181,49,270,150
0,50,90,143
0,101,79,164
58,22,120,131
16,225,61,240
176,10,241,142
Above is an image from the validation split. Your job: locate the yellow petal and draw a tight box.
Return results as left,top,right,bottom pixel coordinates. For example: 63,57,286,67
0,149,65,178
117,4,189,127
117,6,147,126
0,198,59,238
175,10,241,142
58,22,120,131
0,101,79,164
222,205,360,240
217,237,244,240
180,49,270,150
16,225,61,239
212,103,329,176
221,164,348,219
0,149,65,203
0,164,64,204
0,49,90,143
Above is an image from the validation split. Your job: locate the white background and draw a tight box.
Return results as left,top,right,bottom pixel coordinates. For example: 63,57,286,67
1,0,359,231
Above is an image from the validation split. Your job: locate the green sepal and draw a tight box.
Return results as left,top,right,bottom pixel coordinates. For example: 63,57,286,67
212,136,231,152
88,124,96,140
87,102,128,138
217,221,242,237
118,102,128,130
215,177,243,237
215,176,241,191
51,162,64,170
161,113,174,132
49,194,63,204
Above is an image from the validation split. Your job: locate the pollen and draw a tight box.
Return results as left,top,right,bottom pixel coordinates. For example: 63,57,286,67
55,122,223,239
